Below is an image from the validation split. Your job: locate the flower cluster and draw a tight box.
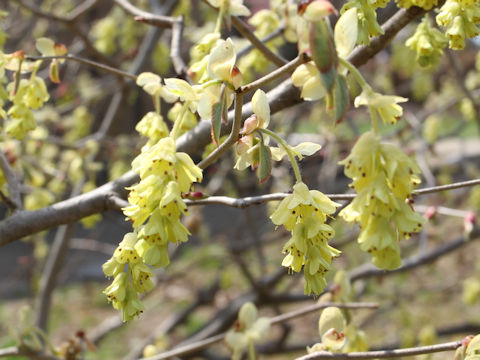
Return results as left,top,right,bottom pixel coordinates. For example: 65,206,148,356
396,0,437,10
436,0,480,50
339,131,425,270
103,75,203,321
271,182,340,295
4,56,49,140
406,16,448,67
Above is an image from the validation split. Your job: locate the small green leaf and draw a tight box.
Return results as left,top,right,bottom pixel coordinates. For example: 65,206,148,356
334,74,349,124
310,19,338,92
49,60,60,83
211,101,223,146
257,142,272,183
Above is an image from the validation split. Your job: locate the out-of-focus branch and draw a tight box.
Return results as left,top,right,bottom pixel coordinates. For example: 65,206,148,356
237,27,285,60
113,0,176,28
295,340,463,360
143,302,378,360
0,150,22,210
0,346,60,360
170,16,190,79
24,55,137,81
239,53,309,95
231,16,288,67
349,227,480,281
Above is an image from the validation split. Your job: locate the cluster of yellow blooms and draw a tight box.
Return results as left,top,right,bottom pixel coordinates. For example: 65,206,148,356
340,131,425,269
271,182,341,295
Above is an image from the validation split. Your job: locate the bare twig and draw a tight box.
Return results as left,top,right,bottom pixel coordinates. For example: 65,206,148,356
184,178,480,208
295,340,462,360
0,150,22,210
170,16,190,79
231,16,288,67
113,0,175,28
0,6,441,245
0,346,60,360
270,302,378,325
237,27,285,60
25,55,137,80
239,54,309,95
349,227,480,281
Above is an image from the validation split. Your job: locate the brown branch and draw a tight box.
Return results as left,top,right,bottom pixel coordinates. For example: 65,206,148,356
197,93,244,169
295,340,462,360
170,16,190,79
0,346,61,360
349,227,480,281
231,16,288,67
0,6,436,245
0,150,22,210
24,55,137,81
113,0,175,28
184,178,480,208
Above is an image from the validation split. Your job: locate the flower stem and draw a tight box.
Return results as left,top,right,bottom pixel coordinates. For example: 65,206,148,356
260,128,302,183
170,102,189,140
339,57,367,88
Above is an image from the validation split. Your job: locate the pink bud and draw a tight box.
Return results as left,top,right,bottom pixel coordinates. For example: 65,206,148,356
424,206,437,220
242,115,259,135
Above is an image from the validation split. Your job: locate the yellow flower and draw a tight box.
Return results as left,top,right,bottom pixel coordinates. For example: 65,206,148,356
291,62,327,101
354,87,408,125
271,182,340,295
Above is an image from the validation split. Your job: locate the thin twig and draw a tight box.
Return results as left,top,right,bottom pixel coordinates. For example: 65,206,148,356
349,227,480,281
0,150,22,210
198,93,244,169
237,27,285,60
231,16,288,67
239,54,309,95
185,178,480,208
142,302,377,360
295,340,462,360
170,16,190,79
270,302,378,325
24,55,137,81
113,0,175,28
0,346,60,360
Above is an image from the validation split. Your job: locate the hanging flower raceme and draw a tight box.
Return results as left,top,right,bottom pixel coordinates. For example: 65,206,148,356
339,131,425,270
436,0,480,50
103,73,203,321
406,15,448,67
271,182,341,295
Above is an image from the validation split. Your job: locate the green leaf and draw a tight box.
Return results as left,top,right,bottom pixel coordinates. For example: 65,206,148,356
310,19,338,92
49,60,60,83
210,101,223,146
334,74,349,124
257,142,272,183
